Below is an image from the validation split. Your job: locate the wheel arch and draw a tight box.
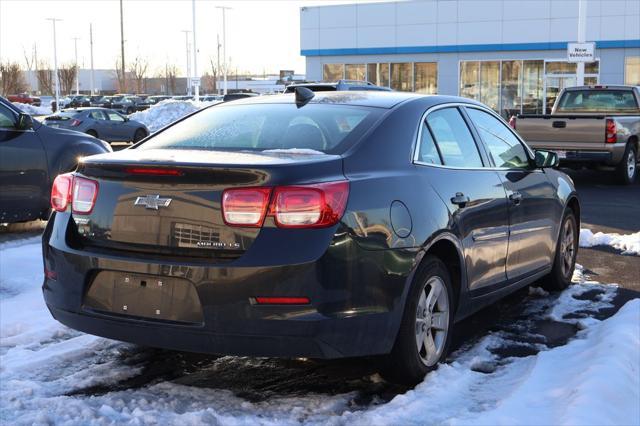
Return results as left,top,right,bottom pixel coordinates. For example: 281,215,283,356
566,195,581,231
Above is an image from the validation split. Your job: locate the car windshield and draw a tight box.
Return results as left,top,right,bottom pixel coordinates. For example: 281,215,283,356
556,90,639,113
137,103,379,154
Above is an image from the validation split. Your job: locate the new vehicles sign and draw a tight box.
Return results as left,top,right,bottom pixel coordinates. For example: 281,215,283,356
567,42,595,62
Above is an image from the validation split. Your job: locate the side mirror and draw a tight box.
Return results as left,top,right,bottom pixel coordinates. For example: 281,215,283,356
535,150,559,168
124,117,129,122
17,113,34,130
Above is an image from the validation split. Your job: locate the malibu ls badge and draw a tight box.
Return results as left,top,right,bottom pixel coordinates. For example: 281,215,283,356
134,195,172,210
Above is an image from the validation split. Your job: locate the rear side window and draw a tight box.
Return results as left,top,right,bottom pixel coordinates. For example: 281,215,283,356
417,123,442,165
466,108,530,169
556,90,639,112
426,108,483,168
0,105,16,128
89,111,107,120
137,103,378,154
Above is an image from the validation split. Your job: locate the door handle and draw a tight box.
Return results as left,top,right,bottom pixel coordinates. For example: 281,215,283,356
552,121,567,128
451,192,470,207
509,191,523,205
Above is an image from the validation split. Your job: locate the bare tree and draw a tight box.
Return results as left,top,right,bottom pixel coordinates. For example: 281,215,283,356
115,58,127,93
58,63,78,95
22,44,37,92
129,55,149,93
0,62,26,96
36,61,53,96
202,56,219,94
162,64,178,95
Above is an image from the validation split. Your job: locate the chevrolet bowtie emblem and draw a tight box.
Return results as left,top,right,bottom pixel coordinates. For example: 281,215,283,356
134,195,172,210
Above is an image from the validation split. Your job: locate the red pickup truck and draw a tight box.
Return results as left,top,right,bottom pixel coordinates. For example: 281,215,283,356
7,93,41,106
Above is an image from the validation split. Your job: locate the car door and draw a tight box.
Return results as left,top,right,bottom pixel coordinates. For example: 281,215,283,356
0,103,49,222
89,110,112,140
416,106,510,293
106,111,130,141
463,106,560,279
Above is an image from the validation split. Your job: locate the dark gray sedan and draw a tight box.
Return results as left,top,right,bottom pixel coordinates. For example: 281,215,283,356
43,108,149,143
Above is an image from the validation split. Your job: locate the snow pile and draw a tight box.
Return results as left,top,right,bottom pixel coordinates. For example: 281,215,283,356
580,228,640,256
11,102,52,116
1,237,639,425
129,99,219,133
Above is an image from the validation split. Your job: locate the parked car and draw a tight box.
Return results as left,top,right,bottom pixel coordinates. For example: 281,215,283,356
110,96,149,114
513,85,640,184
7,93,41,106
145,95,172,105
89,95,105,106
51,96,73,111
0,97,111,223
94,94,130,109
43,107,149,143
42,90,580,385
222,92,258,102
172,95,194,101
201,94,223,102
67,95,91,108
284,80,392,93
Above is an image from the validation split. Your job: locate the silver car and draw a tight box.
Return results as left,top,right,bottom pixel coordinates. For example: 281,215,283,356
43,108,149,143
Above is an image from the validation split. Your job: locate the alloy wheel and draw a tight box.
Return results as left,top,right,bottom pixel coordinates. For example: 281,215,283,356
627,150,636,180
415,276,449,367
560,219,576,278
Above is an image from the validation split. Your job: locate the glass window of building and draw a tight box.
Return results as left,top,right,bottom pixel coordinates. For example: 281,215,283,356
466,108,529,169
545,61,577,74
500,61,521,119
323,64,344,81
625,57,640,85
426,108,483,168
391,63,413,91
522,60,544,115
367,64,377,84
479,61,500,111
366,63,390,87
345,64,365,81
415,63,438,94
460,61,480,100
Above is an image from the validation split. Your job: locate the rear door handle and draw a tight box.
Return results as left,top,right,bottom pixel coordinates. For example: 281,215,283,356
509,191,523,205
552,121,567,128
451,192,470,207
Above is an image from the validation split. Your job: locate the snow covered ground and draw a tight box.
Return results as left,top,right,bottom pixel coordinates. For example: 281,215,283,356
12,102,53,116
129,99,219,133
580,228,640,256
1,236,638,425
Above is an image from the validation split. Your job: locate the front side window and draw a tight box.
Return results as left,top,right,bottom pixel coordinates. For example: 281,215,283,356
0,105,17,128
90,111,107,120
426,108,483,168
466,108,530,169
137,103,378,154
108,112,125,122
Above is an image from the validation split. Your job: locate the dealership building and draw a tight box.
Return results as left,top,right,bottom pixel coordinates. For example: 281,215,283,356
300,0,640,117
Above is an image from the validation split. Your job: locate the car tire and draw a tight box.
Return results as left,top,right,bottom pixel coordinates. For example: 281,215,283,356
86,130,98,138
380,255,455,385
126,107,134,114
133,129,147,142
616,144,637,185
541,209,578,292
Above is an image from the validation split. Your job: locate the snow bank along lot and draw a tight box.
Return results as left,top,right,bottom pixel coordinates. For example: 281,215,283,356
1,236,638,425
12,102,53,116
580,228,640,256
129,99,219,133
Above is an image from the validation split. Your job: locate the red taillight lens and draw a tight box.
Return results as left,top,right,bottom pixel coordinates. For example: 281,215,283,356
254,297,310,305
72,177,99,214
272,181,349,228
70,119,82,127
222,187,272,227
50,173,73,212
508,115,516,130
125,167,183,176
606,119,617,143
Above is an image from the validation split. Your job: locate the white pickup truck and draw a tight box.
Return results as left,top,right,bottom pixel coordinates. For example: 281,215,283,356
513,85,640,184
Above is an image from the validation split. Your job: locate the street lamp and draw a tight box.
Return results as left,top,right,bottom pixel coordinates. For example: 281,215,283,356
181,30,192,96
191,0,199,101
215,6,232,96
46,18,63,112
72,36,81,95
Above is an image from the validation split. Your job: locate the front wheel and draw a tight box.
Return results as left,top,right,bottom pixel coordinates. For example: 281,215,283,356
616,144,637,185
380,256,454,385
133,128,147,142
541,210,578,291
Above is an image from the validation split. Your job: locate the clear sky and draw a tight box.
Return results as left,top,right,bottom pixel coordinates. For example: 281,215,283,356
0,0,361,77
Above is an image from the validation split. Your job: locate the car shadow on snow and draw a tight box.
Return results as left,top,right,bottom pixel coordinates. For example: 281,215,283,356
65,281,638,406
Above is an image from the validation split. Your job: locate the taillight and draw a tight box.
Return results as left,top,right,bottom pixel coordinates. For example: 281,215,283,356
125,167,183,176
70,119,82,127
508,115,516,130
272,181,349,228
222,187,272,227
72,177,99,214
253,297,310,305
606,119,617,143
50,173,73,212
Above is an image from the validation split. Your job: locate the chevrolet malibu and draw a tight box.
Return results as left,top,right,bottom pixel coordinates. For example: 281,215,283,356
42,90,579,384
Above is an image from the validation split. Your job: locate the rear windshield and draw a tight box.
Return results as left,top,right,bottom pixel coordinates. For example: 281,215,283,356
48,111,80,119
556,90,639,113
137,103,380,154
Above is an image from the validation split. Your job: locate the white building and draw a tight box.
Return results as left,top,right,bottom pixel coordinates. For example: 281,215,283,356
300,0,640,117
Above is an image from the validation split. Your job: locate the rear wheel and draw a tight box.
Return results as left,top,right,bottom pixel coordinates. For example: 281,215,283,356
126,107,134,114
86,129,98,138
541,210,577,291
381,256,454,385
133,128,147,142
616,144,637,185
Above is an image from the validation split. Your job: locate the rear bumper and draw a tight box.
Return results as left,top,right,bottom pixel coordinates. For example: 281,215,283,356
526,142,627,165
42,213,414,359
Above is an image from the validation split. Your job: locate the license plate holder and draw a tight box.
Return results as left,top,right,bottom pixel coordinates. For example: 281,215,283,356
113,275,172,319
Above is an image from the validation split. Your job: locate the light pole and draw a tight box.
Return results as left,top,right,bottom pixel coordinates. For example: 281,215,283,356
191,0,199,101
576,0,587,86
46,18,62,111
89,23,95,94
181,30,192,96
119,0,126,92
72,36,80,95
216,6,231,96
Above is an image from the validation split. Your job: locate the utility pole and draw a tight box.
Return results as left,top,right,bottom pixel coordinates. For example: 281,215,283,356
576,0,587,86
216,6,231,96
72,36,80,95
217,33,221,95
119,0,126,92
181,30,192,96
191,0,199,101
46,18,62,111
89,23,95,95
